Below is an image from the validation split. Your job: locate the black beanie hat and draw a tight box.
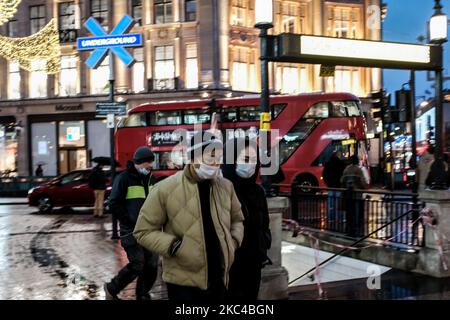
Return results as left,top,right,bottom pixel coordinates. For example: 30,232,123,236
133,146,155,164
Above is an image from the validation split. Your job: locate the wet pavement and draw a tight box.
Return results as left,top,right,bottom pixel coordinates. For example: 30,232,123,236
0,201,166,300
1,199,450,300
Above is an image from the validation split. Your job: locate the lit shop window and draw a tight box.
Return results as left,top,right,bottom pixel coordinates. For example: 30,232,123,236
29,60,48,98
327,7,360,39
275,2,306,34
133,48,145,93
326,68,362,97
154,46,175,90
231,0,253,27
276,65,307,94
185,43,198,89
8,62,21,100
59,56,78,96
232,47,256,92
90,59,109,94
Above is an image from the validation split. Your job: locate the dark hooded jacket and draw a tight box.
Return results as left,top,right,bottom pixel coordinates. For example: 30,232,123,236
323,155,346,188
221,138,272,267
109,160,156,244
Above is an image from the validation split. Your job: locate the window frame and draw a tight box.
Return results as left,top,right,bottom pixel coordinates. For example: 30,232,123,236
90,0,109,27
154,0,173,24
132,0,143,26
30,5,46,34
58,2,76,30
153,45,175,91
185,0,196,22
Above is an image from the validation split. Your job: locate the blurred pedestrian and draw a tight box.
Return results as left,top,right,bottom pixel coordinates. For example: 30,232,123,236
134,131,244,302
425,150,449,189
35,164,43,177
323,151,346,223
104,146,158,300
89,163,106,217
222,137,272,300
341,155,369,237
416,146,435,191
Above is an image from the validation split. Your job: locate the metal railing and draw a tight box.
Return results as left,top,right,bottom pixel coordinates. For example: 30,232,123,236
288,184,425,248
0,176,53,196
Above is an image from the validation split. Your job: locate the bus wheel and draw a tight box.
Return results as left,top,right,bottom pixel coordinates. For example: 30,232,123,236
294,174,318,194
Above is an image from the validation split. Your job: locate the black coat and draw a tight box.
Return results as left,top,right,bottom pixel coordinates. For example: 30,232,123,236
88,166,106,190
221,139,272,267
323,156,346,188
109,161,156,242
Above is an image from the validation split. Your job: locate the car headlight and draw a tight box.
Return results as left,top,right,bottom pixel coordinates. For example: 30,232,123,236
28,187,35,195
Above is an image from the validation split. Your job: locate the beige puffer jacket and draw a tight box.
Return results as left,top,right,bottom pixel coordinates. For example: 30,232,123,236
133,165,244,290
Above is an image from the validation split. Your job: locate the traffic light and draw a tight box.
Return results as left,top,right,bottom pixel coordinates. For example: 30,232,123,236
371,90,390,121
396,89,412,122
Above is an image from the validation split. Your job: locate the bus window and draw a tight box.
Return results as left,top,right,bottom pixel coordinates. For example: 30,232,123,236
184,109,211,124
346,101,361,117
330,102,347,117
304,102,329,119
240,106,260,122
154,151,184,170
149,110,182,126
121,112,147,127
222,108,238,122
272,103,287,119
312,140,351,166
279,118,321,163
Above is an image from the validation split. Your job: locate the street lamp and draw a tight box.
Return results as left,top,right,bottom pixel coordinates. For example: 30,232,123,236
429,0,448,190
255,0,274,196
430,0,448,43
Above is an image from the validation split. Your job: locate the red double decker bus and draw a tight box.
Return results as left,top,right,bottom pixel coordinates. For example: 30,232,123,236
115,93,369,188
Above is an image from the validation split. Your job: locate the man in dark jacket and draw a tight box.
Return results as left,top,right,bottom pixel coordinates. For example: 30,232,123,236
104,146,158,300
88,163,106,217
323,152,346,223
341,155,369,237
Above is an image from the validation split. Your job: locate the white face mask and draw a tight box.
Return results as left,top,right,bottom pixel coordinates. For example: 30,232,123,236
235,163,257,179
137,167,151,176
194,164,220,180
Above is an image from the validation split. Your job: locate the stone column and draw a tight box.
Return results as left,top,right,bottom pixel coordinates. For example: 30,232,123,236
416,190,450,277
258,197,289,300
198,0,216,88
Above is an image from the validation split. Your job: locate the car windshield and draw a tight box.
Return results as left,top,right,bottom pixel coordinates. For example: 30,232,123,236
60,172,84,185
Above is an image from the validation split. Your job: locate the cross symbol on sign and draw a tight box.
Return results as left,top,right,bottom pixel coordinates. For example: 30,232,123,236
77,15,143,69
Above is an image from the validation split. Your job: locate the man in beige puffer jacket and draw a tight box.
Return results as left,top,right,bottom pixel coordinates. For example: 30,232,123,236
134,132,244,301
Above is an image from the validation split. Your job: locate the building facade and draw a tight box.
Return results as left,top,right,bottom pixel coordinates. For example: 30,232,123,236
0,0,382,177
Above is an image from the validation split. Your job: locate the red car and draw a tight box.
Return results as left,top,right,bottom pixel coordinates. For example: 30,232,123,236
28,169,114,213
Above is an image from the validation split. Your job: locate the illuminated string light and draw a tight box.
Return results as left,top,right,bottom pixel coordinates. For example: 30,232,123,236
0,18,61,74
0,0,21,26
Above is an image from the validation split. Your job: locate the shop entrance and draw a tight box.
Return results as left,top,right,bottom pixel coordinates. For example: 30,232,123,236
59,148,87,175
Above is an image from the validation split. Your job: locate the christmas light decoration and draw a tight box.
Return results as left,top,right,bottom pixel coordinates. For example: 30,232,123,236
0,0,21,26
0,18,61,74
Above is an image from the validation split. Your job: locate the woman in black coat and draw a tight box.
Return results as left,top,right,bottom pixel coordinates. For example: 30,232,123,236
222,137,272,300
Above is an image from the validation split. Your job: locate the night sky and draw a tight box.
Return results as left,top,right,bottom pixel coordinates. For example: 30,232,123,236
382,0,450,103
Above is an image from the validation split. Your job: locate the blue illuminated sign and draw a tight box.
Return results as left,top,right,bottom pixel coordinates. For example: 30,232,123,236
77,15,143,69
